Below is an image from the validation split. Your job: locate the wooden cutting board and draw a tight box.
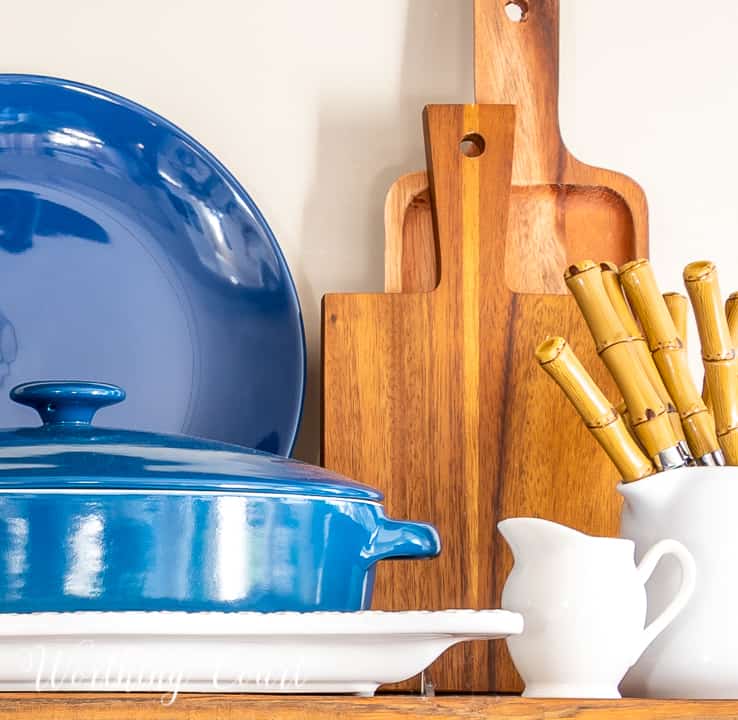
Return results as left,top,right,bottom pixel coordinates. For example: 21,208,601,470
322,104,633,693
384,0,647,294
378,4,650,688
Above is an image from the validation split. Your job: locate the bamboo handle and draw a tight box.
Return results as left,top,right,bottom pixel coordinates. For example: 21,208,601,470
684,261,738,465
600,261,640,338
566,261,630,351
706,292,738,413
536,336,655,482
601,263,687,453
664,292,688,349
616,399,643,448
726,292,738,345
684,262,733,357
620,259,721,464
565,261,680,468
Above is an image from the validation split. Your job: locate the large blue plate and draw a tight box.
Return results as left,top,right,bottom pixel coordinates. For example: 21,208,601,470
0,75,305,455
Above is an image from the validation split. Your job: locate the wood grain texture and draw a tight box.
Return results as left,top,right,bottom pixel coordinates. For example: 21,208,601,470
384,172,435,293
4,694,738,719
322,105,622,694
383,0,648,296
348,0,648,694
374,3,648,685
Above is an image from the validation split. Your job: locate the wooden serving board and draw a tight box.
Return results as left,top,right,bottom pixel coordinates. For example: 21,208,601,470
369,2,650,690
322,104,628,693
384,0,647,295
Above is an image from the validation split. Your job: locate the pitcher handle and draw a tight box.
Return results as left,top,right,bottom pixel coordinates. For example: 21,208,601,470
634,539,696,659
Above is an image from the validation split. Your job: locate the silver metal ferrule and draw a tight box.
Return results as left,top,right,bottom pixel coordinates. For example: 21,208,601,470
677,440,695,465
698,449,726,466
655,445,688,471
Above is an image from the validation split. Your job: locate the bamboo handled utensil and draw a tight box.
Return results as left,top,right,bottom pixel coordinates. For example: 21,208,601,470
713,291,738,412
615,399,639,443
664,290,702,414
619,259,722,465
600,262,688,459
664,292,688,348
703,292,738,411
684,261,738,465
726,292,738,344
536,337,655,482
565,261,683,470
670,285,716,413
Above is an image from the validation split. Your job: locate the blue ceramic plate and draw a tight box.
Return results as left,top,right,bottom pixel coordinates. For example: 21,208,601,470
0,75,305,455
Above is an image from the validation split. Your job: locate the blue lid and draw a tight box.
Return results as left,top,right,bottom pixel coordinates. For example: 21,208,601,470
0,382,382,501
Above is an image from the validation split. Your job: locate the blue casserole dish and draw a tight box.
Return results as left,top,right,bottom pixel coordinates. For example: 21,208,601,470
0,381,440,612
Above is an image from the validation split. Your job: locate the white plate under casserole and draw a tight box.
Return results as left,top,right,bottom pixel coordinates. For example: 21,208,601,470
0,609,522,697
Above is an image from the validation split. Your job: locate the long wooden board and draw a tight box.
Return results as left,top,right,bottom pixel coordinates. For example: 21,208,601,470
372,0,650,691
322,105,624,692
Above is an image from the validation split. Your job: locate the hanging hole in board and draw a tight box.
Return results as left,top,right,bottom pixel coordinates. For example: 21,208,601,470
460,133,485,158
504,0,529,22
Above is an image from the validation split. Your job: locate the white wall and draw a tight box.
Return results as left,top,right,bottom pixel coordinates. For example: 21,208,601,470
4,1,736,460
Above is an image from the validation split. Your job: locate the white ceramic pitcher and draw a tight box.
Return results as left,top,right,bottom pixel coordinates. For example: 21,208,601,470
619,465,738,697
499,517,695,698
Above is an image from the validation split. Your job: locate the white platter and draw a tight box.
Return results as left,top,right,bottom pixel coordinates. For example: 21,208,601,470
0,610,522,698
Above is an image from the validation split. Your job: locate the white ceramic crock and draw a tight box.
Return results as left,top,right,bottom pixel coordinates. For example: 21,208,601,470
619,465,738,698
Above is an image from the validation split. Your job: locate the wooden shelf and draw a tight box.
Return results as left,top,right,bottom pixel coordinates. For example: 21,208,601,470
1,694,738,719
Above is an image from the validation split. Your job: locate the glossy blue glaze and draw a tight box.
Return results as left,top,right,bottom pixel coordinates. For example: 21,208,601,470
0,75,305,456
1,382,382,499
0,491,440,612
0,382,441,611
11,380,126,425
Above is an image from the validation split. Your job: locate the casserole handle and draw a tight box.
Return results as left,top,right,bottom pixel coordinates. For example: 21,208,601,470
365,518,441,563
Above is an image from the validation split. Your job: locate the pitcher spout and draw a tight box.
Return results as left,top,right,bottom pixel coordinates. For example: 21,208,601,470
498,517,589,564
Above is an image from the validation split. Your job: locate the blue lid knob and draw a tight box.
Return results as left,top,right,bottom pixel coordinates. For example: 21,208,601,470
10,381,125,425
